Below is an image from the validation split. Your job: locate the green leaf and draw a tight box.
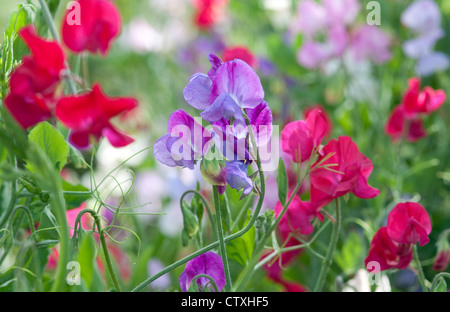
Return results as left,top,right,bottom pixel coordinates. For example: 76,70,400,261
37,206,60,241
334,231,363,274
277,158,288,206
5,4,35,38
62,180,91,209
226,212,255,266
27,122,69,173
77,232,104,291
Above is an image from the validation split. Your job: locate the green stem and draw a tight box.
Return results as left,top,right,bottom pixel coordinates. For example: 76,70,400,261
213,186,232,291
413,244,429,292
37,0,77,95
313,198,341,292
131,151,266,292
73,208,122,292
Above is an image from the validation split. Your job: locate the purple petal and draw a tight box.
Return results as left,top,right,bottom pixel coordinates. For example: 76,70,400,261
247,101,273,147
226,161,253,195
200,92,244,124
153,134,178,167
183,73,212,111
208,52,224,79
183,251,225,292
416,52,450,77
401,0,442,34
179,272,188,292
210,59,264,109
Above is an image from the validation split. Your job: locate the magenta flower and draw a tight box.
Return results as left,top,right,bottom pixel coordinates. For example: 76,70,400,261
385,77,446,142
309,136,379,209
365,227,414,272
275,194,317,238
281,107,329,164
387,202,432,247
179,251,226,292
61,0,122,56
56,83,138,149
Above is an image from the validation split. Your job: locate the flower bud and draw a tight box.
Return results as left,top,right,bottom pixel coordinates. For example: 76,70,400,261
200,158,227,187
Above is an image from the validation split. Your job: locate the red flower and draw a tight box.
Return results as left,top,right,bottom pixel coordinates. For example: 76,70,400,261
61,0,121,56
365,227,414,272
281,107,329,164
385,78,445,142
56,83,138,149
309,136,379,209
5,25,66,128
386,202,432,246
222,46,258,68
192,0,228,29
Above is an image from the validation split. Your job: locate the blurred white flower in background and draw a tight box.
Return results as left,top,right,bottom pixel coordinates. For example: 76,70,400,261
342,269,391,292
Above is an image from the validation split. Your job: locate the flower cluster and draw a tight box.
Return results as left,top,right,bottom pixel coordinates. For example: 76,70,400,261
365,202,432,272
154,53,272,196
385,78,446,142
291,0,391,69
5,0,138,150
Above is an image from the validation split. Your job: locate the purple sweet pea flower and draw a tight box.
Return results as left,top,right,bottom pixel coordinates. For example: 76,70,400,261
350,25,392,64
179,251,226,292
225,161,253,196
153,109,212,169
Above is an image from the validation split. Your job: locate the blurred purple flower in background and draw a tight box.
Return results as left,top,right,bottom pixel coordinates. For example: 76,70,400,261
291,0,391,69
401,0,449,77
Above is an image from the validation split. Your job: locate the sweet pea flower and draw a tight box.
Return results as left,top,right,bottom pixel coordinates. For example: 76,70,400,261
61,0,121,56
386,202,432,247
275,194,317,239
179,251,226,292
281,107,329,164
365,227,414,272
56,83,138,149
153,109,212,169
385,78,446,142
5,25,66,129
292,0,391,69
225,161,253,196
309,136,379,209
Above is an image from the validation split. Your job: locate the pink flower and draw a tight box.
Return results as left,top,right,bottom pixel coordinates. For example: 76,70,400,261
56,83,138,149
350,25,392,64
365,227,414,272
281,107,329,164
386,202,432,247
385,105,427,142
5,25,66,129
432,250,450,272
61,0,122,56
309,136,379,209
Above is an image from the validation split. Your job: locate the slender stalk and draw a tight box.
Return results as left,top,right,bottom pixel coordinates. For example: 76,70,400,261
413,245,428,292
213,186,232,291
73,208,122,292
37,0,77,95
313,198,341,292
